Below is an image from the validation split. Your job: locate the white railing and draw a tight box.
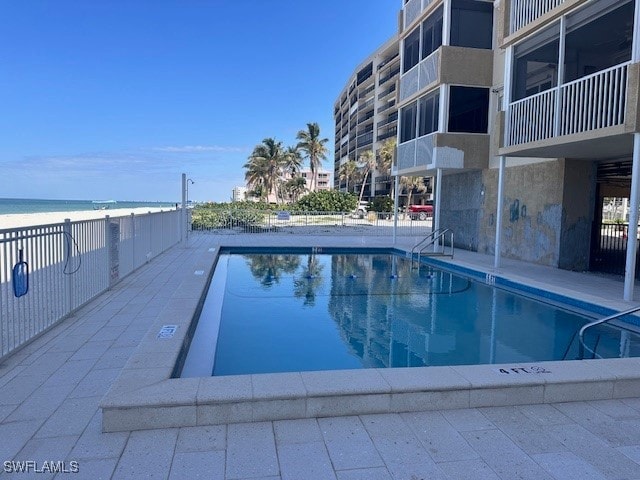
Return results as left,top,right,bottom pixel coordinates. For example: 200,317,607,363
509,0,565,34
506,63,629,146
507,89,556,146
560,63,628,136
0,209,181,359
400,50,440,102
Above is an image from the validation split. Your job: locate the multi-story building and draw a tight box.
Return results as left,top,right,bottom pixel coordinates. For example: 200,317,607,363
231,186,247,202
333,36,405,202
300,168,333,192
394,0,640,299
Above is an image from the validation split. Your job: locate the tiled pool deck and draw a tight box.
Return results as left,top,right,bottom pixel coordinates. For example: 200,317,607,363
1,232,640,479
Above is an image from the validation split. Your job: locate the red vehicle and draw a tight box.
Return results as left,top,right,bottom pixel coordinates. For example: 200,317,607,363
407,204,433,220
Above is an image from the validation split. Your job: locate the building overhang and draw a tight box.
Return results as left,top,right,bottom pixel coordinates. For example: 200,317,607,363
499,129,635,160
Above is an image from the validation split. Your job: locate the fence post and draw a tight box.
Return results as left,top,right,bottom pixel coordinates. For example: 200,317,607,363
105,215,111,287
131,213,136,269
148,211,152,261
63,219,73,313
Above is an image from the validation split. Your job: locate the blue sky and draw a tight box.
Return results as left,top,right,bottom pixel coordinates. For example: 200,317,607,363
0,1,399,202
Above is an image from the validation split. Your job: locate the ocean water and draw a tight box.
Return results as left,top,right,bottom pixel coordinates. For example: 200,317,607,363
0,198,176,215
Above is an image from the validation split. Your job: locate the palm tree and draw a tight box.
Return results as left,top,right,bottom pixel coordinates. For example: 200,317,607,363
400,176,428,219
296,122,328,192
243,156,269,202
378,139,396,198
283,176,307,203
339,160,358,193
357,150,376,205
284,146,303,177
244,138,287,204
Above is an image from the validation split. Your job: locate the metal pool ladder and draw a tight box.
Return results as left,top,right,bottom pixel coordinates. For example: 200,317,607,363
578,305,640,359
410,228,454,268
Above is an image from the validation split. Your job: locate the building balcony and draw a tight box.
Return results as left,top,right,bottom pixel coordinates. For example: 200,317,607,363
377,112,398,129
396,132,489,176
398,46,493,105
500,62,640,159
402,0,437,32
503,0,569,41
377,127,398,142
378,83,397,101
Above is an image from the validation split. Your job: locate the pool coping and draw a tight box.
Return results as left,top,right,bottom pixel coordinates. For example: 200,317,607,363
100,244,640,432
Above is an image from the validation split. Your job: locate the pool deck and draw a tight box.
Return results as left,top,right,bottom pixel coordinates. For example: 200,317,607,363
1,232,640,479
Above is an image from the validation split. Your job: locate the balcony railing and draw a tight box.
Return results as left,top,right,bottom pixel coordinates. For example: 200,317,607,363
397,133,436,170
377,112,398,129
509,0,565,34
506,63,629,147
378,83,397,101
357,132,374,148
377,127,398,141
379,100,396,114
399,50,440,102
379,67,401,86
403,0,435,29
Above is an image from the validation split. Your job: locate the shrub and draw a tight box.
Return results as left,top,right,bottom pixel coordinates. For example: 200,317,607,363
292,190,358,212
191,205,265,229
370,196,394,212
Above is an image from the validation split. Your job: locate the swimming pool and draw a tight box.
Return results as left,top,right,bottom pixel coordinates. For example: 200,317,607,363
180,248,640,377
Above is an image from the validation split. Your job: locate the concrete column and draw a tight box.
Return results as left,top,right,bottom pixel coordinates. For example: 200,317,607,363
181,173,187,246
623,133,640,301
494,156,506,269
554,16,566,136
434,168,443,251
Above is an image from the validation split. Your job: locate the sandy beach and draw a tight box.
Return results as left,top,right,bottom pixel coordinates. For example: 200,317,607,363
0,206,176,230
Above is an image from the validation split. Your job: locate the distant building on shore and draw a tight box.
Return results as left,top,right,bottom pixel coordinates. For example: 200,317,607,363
231,186,247,202
300,168,332,192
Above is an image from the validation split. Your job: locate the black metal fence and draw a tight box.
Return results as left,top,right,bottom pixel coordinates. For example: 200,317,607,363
590,223,639,277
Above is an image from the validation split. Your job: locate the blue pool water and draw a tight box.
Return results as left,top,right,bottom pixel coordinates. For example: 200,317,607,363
180,249,640,377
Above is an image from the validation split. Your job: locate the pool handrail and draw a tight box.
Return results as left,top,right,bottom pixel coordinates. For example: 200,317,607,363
410,228,454,267
578,304,640,359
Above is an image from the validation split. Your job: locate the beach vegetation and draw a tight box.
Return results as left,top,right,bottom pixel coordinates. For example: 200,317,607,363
292,190,357,212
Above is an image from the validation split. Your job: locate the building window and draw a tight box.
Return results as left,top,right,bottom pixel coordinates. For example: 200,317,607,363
448,86,489,133
512,23,560,101
418,91,439,136
421,6,443,59
450,0,493,49
564,0,633,83
400,102,418,142
403,27,421,73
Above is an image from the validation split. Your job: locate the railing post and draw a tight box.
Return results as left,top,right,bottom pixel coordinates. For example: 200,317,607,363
63,219,73,313
131,213,136,269
433,168,443,252
105,215,111,287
